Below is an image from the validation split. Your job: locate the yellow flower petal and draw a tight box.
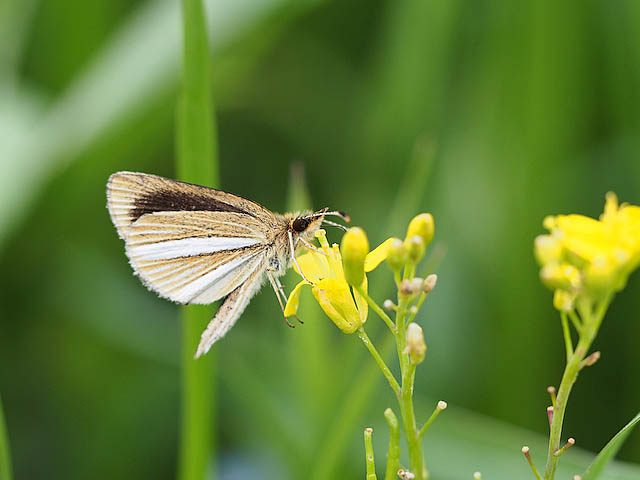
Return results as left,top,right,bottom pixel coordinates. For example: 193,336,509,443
364,238,394,272
284,281,307,316
554,214,605,238
312,278,363,333
296,251,329,284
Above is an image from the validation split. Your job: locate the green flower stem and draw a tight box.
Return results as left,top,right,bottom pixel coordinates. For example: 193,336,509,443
543,294,613,479
364,428,377,480
395,298,410,371
0,394,13,480
568,310,583,334
357,328,401,396
399,361,426,480
394,271,402,289
176,0,219,478
403,264,416,281
407,292,427,324
356,286,396,332
418,402,445,439
395,293,427,480
560,313,573,361
384,408,401,480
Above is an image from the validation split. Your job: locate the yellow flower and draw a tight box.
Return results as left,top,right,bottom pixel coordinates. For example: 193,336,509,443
284,229,393,334
537,192,640,306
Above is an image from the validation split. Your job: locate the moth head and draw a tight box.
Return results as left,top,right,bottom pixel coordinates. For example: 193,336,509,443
290,207,350,239
291,207,327,236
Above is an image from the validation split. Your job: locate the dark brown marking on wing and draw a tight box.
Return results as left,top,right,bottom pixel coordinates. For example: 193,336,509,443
131,188,248,222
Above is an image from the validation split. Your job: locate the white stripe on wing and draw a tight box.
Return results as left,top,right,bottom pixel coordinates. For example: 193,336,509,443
128,236,260,261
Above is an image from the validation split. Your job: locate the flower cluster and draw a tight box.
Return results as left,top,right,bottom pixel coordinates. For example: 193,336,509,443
284,228,393,333
534,192,640,311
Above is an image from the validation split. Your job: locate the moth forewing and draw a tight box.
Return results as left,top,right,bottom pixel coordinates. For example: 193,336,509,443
107,171,278,239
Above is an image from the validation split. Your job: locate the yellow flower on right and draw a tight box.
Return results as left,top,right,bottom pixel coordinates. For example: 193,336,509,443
535,192,640,311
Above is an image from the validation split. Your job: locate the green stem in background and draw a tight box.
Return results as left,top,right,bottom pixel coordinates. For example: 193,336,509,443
0,394,13,480
384,408,401,480
176,0,219,479
543,294,612,479
357,328,400,397
364,428,377,480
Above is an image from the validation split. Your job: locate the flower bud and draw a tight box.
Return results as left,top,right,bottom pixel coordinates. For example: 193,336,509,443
542,215,557,230
534,234,563,266
410,277,423,293
581,351,601,367
383,299,395,311
405,323,426,364
423,274,437,293
540,263,581,291
399,280,413,297
386,238,407,271
553,289,575,312
341,227,369,286
404,235,426,264
406,213,434,247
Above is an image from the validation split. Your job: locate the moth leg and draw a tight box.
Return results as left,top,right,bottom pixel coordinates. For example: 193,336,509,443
267,269,298,328
288,230,315,285
273,274,303,325
299,237,328,256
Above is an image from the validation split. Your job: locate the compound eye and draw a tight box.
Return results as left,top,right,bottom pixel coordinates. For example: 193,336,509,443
292,217,310,232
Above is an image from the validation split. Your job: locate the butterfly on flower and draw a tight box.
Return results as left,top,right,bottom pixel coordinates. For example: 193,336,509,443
106,172,349,357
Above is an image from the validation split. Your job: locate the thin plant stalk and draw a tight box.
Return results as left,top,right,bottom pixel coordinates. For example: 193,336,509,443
384,408,401,480
176,0,219,479
0,394,13,480
357,328,401,396
357,286,429,479
364,428,377,480
395,298,427,480
543,295,612,479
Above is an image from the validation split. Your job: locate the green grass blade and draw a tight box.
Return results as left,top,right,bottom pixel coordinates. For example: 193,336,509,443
0,394,13,480
176,0,219,479
582,412,640,480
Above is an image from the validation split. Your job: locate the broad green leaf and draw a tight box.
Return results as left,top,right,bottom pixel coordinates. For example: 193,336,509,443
582,412,640,480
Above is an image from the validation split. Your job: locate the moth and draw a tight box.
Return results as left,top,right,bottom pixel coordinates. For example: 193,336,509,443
106,171,348,358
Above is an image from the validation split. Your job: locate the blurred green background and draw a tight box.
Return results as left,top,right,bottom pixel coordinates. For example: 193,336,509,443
1,0,639,479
